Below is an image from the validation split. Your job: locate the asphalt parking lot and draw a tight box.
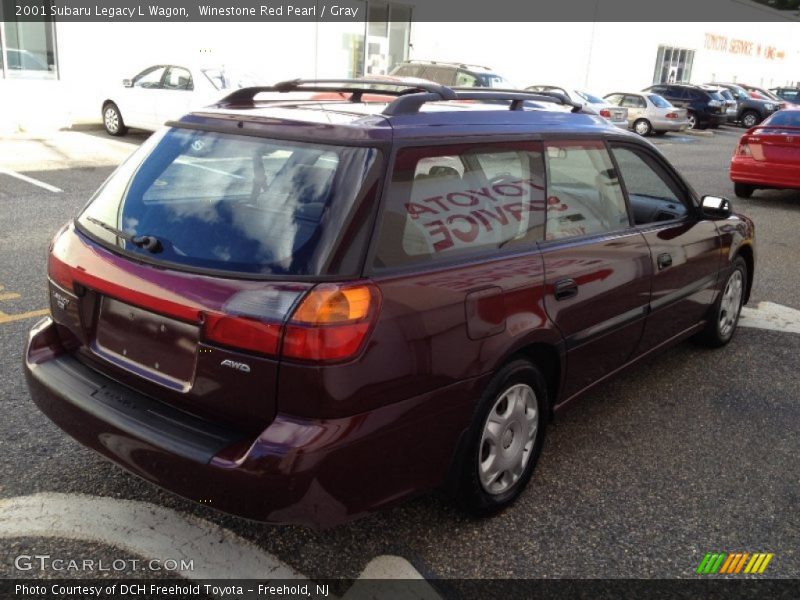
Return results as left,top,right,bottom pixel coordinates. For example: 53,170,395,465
1,124,798,584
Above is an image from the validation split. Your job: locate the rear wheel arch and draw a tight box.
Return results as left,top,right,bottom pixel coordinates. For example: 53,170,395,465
507,342,562,417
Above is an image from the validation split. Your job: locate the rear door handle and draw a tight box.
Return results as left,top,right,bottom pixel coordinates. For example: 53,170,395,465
553,278,578,301
657,253,673,270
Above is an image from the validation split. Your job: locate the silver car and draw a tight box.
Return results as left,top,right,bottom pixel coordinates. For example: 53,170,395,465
526,85,629,129
603,92,690,136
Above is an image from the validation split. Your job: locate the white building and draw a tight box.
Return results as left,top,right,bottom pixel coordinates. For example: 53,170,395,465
1,1,798,132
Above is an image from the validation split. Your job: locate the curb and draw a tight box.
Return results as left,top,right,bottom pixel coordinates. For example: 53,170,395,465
684,129,714,137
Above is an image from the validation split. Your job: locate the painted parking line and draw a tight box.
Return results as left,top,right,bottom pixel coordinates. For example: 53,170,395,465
0,167,62,193
740,301,800,334
0,308,49,324
0,493,434,596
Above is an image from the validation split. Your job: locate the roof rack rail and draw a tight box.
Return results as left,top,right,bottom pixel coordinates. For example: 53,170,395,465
215,78,458,107
383,87,583,116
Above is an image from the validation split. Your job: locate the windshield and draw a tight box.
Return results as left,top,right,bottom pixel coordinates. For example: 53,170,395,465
575,90,605,104
78,129,382,276
648,94,672,108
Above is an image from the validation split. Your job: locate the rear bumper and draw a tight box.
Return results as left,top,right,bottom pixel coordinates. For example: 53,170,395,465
730,158,800,189
650,117,690,132
25,318,478,528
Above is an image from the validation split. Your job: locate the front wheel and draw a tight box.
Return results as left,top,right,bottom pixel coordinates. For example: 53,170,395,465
687,111,698,129
454,359,547,517
693,257,747,348
102,102,127,136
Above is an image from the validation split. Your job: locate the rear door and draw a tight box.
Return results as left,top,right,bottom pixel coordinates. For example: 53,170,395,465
621,94,647,122
608,141,721,355
540,139,652,400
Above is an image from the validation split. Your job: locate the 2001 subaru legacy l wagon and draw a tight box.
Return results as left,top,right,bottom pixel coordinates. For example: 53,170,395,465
25,79,755,528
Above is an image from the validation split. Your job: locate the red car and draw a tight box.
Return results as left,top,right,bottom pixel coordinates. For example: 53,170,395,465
26,79,755,528
730,108,800,198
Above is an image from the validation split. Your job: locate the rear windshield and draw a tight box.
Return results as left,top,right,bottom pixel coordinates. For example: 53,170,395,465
648,94,672,108
575,90,605,104
762,111,800,127
78,129,382,277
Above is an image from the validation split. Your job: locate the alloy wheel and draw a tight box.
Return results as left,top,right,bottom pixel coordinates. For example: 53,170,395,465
478,383,538,495
104,107,120,134
719,269,744,338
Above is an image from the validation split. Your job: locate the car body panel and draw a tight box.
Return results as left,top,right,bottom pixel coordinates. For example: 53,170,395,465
730,110,800,190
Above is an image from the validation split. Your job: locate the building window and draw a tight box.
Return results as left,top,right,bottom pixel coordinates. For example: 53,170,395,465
653,45,694,84
364,1,412,75
1,0,58,79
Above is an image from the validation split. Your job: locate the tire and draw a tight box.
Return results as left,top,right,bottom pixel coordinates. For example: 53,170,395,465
734,183,755,199
102,102,127,136
687,111,698,129
633,119,652,136
693,257,747,348
741,111,759,129
454,359,547,517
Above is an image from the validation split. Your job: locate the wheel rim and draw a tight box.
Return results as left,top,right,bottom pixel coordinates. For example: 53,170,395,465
104,108,119,133
718,269,744,338
688,114,697,129
635,120,649,135
743,114,756,128
478,383,538,495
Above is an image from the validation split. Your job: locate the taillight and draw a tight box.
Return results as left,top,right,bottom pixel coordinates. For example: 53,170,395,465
599,109,611,118
201,282,381,362
735,138,753,158
283,283,381,361
204,314,282,356
48,231,74,292
666,112,679,119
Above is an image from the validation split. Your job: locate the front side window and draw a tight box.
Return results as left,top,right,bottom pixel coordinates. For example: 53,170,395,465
544,140,629,241
611,145,689,225
78,129,382,276
134,66,166,89
372,142,546,269
455,70,478,87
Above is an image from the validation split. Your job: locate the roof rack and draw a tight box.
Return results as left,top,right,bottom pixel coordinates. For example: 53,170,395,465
214,78,584,116
216,78,457,107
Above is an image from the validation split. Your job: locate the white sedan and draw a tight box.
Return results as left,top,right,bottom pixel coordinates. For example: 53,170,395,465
101,64,258,136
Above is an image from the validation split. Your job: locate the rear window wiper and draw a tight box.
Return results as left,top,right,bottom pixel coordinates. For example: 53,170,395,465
85,216,163,253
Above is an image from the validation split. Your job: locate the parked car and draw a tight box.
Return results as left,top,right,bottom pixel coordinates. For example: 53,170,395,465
603,91,690,135
26,78,755,528
526,85,628,128
769,87,800,106
643,83,727,129
730,107,800,198
701,85,738,122
101,64,259,136
390,60,515,88
709,83,780,128
739,84,787,108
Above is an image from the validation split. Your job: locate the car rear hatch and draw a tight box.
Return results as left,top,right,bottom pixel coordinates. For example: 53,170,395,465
48,124,383,432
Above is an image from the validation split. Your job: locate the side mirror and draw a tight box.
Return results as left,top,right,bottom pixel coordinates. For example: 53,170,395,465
122,79,133,88
701,195,732,218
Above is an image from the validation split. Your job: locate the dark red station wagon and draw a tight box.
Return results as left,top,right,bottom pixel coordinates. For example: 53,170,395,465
26,79,755,528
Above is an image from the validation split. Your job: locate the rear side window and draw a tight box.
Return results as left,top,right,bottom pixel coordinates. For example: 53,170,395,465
372,142,546,269
621,95,646,108
544,140,629,241
78,129,382,276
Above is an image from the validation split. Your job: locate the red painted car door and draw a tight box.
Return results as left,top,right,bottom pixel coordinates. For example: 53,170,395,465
608,142,721,355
